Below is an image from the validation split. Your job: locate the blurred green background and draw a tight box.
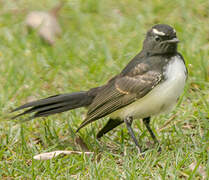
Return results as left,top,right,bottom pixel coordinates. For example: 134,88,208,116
0,0,208,179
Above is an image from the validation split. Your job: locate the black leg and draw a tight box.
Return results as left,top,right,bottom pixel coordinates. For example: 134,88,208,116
124,116,142,153
143,117,161,151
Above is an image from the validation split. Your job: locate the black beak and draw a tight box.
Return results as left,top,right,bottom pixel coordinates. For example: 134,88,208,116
165,37,180,44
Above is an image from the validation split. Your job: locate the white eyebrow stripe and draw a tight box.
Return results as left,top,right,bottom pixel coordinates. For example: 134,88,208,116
152,28,166,36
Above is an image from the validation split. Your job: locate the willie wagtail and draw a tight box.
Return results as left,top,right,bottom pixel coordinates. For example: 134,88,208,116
12,24,187,153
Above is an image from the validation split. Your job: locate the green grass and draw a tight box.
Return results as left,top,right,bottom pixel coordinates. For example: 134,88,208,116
0,0,209,179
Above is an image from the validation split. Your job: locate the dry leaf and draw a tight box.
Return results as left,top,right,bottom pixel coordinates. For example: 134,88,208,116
33,150,94,160
25,3,63,45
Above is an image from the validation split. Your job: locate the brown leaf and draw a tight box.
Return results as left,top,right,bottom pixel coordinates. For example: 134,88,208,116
25,6,62,45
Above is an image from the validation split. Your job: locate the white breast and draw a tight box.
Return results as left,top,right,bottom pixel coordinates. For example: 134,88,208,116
110,55,187,119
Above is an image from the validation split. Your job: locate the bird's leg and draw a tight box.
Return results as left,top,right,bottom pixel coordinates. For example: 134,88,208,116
124,116,142,153
143,117,161,151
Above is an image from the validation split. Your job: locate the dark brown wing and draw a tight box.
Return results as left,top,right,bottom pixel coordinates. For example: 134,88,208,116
76,63,162,132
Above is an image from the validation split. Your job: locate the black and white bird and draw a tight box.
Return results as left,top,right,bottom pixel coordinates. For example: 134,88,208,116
12,24,187,152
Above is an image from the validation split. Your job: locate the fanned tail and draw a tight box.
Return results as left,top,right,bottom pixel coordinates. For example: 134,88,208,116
12,91,93,120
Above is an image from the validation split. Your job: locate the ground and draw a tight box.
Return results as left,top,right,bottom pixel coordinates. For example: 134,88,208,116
0,0,208,179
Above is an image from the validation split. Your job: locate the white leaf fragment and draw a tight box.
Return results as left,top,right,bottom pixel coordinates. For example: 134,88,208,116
33,150,94,160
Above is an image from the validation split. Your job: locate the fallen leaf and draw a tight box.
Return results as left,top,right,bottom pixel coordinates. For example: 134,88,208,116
33,150,94,160
25,2,64,45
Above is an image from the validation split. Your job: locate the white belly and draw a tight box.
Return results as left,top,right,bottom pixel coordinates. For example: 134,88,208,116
110,55,187,119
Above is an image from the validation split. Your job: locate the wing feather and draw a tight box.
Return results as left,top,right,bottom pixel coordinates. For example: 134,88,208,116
76,65,162,132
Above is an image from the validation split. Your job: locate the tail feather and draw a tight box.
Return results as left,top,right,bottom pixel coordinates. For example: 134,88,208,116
12,91,93,119
12,101,69,119
33,105,77,118
12,94,71,112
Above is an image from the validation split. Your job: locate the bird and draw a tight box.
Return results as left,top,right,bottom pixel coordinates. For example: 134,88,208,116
12,24,187,153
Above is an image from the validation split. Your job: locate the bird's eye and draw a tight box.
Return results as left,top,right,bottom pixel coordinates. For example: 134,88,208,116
155,36,160,41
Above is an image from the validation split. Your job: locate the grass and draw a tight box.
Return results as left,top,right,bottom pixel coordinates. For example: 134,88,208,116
0,0,209,179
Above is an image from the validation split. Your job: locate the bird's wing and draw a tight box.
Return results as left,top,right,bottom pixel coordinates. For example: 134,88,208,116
76,63,162,131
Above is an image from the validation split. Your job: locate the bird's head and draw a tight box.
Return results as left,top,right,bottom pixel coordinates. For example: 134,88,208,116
143,24,179,55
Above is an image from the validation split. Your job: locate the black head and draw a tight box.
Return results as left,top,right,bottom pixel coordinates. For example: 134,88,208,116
143,24,179,55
